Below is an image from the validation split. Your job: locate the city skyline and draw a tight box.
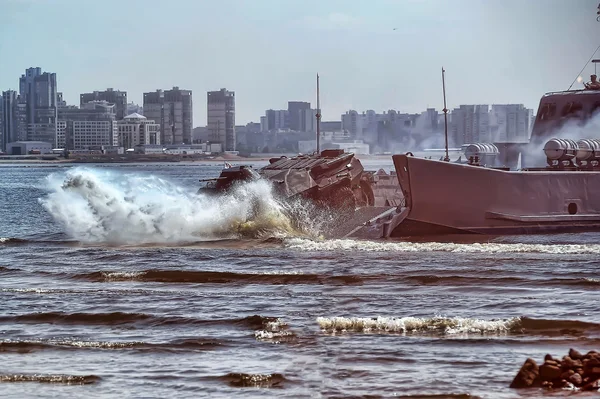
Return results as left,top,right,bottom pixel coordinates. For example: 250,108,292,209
2,0,598,125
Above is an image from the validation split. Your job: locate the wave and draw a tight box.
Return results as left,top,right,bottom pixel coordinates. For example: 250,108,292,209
66,269,600,289
214,373,288,388
253,318,297,343
37,167,322,244
0,312,282,330
316,316,600,336
0,338,226,353
398,274,600,288
72,269,362,285
0,237,29,245
285,238,600,254
0,374,100,384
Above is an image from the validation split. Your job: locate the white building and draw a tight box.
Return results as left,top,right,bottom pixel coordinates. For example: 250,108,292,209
71,120,118,149
341,110,364,139
58,101,118,150
164,144,209,155
449,104,533,146
489,104,533,143
118,113,160,149
134,144,164,154
6,141,53,155
450,105,490,146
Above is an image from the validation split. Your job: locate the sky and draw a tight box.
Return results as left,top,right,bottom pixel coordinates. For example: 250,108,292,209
1,0,599,125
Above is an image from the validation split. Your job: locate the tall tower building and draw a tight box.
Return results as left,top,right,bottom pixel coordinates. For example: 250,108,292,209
264,109,289,131
207,88,235,151
80,88,127,120
489,104,532,143
1,91,18,151
450,105,490,146
288,101,310,131
143,87,193,145
18,67,58,144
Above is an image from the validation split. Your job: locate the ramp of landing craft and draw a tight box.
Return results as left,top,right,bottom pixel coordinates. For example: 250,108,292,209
325,206,408,239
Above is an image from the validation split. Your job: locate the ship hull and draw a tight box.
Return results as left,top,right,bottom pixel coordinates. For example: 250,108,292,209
391,154,600,236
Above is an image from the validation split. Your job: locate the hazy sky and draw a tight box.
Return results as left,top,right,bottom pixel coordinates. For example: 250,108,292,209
1,0,599,125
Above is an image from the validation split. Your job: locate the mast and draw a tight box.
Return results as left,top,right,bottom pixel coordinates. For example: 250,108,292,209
442,67,450,162
316,73,321,154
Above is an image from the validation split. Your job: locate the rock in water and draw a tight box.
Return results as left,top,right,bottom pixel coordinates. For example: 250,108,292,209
569,348,583,360
511,348,600,391
510,358,539,388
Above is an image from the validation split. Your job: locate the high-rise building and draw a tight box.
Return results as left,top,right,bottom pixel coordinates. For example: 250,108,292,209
342,110,364,138
18,67,58,145
260,116,268,132
489,104,533,143
300,108,319,132
143,87,193,145
1,91,17,151
118,113,160,149
264,109,289,131
15,102,28,143
288,101,310,131
57,101,117,150
80,88,127,120
207,88,235,151
450,105,490,146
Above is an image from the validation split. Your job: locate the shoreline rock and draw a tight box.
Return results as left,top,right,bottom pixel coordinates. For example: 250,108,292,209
510,349,600,392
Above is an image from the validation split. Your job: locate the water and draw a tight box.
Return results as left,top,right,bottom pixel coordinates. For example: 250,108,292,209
1,161,599,398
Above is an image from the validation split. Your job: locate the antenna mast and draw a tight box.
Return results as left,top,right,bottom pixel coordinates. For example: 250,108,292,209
316,73,321,154
442,67,450,162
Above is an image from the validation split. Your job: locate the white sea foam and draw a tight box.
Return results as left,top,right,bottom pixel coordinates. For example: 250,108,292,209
0,339,143,349
38,167,311,244
285,238,600,254
316,315,520,335
100,271,146,280
254,318,294,342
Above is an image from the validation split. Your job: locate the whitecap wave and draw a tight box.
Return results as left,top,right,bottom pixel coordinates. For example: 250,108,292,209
285,238,600,254
316,315,520,335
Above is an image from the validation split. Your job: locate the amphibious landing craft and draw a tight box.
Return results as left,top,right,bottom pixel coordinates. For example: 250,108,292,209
390,10,600,237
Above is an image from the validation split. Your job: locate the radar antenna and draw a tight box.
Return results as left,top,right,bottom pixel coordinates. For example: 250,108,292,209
442,67,450,162
567,5,600,89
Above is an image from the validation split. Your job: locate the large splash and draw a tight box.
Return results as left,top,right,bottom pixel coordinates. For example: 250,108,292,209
38,167,315,244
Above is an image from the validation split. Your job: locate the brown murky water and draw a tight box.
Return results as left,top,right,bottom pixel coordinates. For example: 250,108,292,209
1,162,599,398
